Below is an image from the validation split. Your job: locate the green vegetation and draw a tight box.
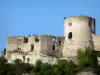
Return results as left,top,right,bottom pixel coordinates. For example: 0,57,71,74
0,48,100,75
77,48,97,69
1,48,6,56
0,57,33,75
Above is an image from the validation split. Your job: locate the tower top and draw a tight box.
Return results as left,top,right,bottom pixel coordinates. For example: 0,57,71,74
64,15,95,20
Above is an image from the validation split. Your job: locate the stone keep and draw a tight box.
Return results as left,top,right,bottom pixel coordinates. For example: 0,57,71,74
63,16,95,61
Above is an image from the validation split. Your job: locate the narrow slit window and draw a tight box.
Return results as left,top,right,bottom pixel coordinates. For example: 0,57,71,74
18,48,19,50
59,41,61,46
52,45,55,51
31,44,34,51
27,58,30,63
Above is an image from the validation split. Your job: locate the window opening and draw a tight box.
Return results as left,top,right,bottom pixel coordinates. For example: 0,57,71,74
18,47,21,50
35,36,39,42
18,48,19,50
31,44,34,51
69,22,72,26
27,58,30,63
68,32,72,39
59,41,61,46
20,39,21,42
52,45,55,51
18,39,21,42
23,56,25,61
68,20,72,26
52,37,56,42
24,37,28,43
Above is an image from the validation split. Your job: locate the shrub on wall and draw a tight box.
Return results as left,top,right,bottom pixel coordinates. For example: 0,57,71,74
77,48,98,69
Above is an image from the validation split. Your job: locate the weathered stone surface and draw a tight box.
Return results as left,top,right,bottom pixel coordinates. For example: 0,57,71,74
63,16,94,61
5,15,100,64
5,35,63,64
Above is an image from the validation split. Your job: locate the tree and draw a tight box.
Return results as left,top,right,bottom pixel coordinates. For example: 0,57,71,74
6,63,15,75
1,48,6,56
54,59,77,75
0,56,8,75
36,63,52,75
85,48,98,68
77,48,98,69
33,60,42,73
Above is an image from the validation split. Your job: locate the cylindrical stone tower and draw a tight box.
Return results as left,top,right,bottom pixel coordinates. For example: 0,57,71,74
63,16,95,61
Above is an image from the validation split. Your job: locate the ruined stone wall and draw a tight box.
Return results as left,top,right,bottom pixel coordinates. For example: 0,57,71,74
92,34,100,51
5,15,98,65
5,35,64,64
6,36,42,53
63,16,94,61
40,35,64,57
5,35,42,60
54,36,64,57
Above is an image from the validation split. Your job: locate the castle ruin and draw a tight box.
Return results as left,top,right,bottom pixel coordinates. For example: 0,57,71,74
5,16,100,64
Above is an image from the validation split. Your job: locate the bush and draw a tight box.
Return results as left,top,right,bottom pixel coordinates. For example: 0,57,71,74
0,56,8,75
3,48,6,56
77,48,98,69
33,60,42,73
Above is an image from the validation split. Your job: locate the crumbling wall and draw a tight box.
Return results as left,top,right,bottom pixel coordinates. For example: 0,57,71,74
5,35,64,64
92,34,100,51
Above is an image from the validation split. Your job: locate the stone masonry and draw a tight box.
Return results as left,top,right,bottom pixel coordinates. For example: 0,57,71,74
5,35,64,64
5,15,100,64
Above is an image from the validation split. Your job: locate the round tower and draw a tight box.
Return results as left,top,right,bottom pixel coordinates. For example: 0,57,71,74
63,16,95,61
